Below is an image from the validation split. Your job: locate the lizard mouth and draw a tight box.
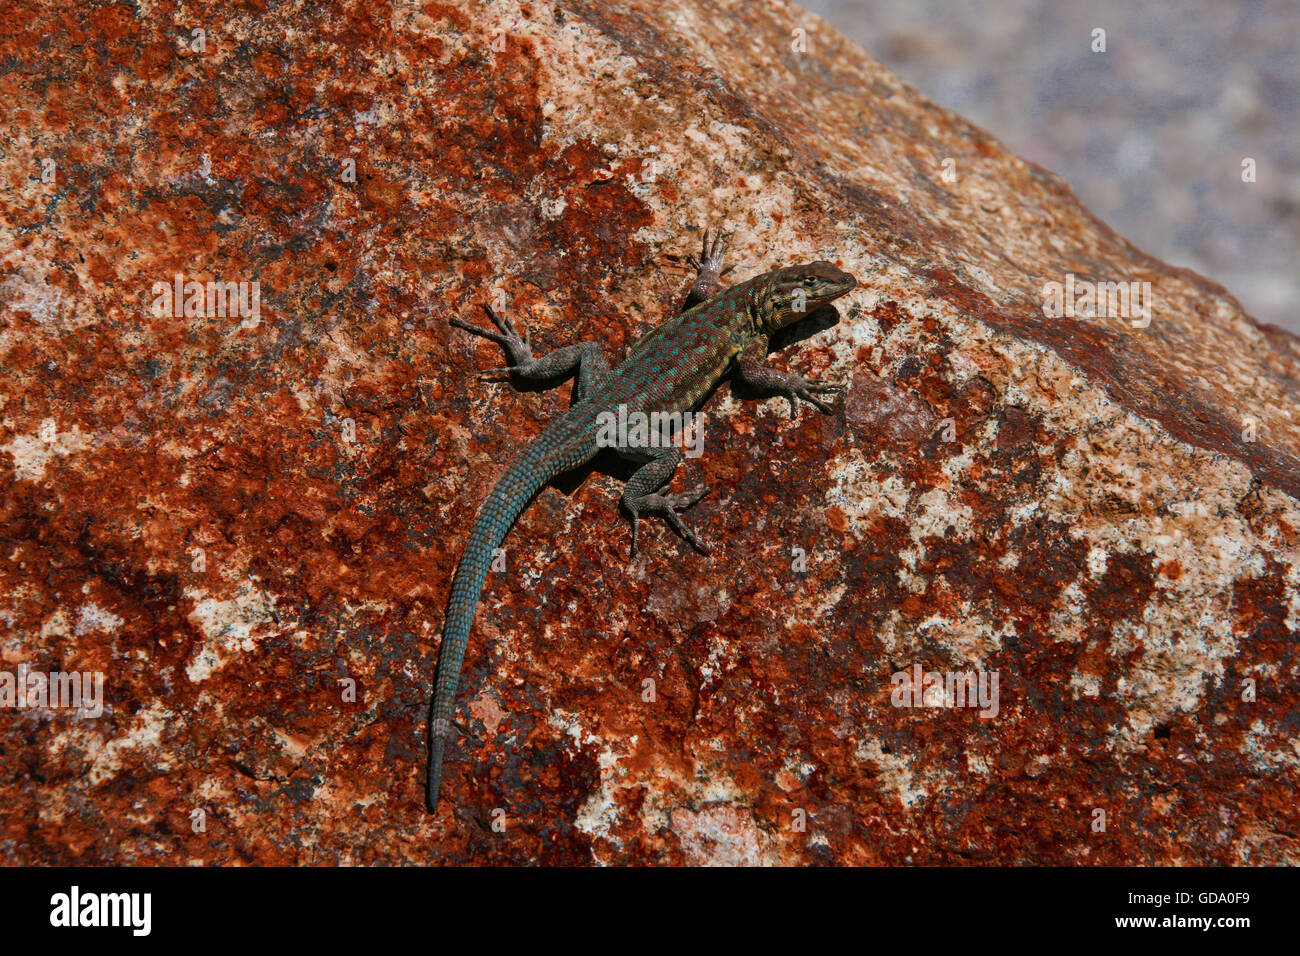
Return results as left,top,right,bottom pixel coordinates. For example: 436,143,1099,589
828,272,858,300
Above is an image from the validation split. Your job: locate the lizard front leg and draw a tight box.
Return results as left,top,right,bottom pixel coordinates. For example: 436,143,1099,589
450,305,610,402
734,337,841,415
619,445,711,557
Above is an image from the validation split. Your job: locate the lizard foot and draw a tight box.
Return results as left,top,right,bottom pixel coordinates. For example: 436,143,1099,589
777,377,841,416
686,227,731,274
450,305,536,379
684,228,735,302
628,486,712,558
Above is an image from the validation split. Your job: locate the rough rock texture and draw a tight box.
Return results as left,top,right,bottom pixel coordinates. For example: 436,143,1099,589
2,0,1297,865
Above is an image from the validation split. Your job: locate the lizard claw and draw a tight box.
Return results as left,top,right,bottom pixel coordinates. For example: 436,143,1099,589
449,315,508,346
483,303,518,337
700,228,730,273
784,379,841,416
627,486,712,558
452,304,535,372
684,226,733,305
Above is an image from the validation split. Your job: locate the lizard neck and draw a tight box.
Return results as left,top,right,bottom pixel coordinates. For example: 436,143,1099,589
744,274,774,337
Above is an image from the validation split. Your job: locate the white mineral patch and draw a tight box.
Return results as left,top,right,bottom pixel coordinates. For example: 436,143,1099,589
184,582,280,682
1,421,92,482
87,701,175,785
75,603,124,636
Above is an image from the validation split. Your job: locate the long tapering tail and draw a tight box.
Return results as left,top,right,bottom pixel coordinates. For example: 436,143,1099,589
426,433,583,811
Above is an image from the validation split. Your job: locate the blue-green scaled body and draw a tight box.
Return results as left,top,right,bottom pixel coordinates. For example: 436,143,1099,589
429,231,856,811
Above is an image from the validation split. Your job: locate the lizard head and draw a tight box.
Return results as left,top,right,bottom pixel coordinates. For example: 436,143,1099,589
764,261,857,329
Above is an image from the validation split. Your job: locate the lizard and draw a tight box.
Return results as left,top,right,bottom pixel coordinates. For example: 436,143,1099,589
428,228,857,811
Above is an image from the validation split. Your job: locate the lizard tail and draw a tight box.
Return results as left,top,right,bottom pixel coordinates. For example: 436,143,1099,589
426,435,581,812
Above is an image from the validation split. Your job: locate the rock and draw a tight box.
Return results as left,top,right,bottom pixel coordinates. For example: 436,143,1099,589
2,0,1296,865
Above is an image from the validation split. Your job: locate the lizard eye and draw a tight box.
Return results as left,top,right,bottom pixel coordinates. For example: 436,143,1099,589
801,276,817,289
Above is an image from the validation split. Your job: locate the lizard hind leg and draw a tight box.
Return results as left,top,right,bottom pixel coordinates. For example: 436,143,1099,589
619,445,712,557
450,305,609,401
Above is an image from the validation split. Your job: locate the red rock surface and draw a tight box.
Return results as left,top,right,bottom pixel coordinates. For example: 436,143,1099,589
2,0,1297,864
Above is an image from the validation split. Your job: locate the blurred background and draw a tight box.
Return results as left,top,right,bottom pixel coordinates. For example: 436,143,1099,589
804,0,1299,335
